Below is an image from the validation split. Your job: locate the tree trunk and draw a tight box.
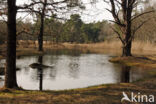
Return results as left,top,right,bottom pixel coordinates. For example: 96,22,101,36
38,15,44,51
122,41,132,57
38,0,47,52
5,0,18,88
122,28,132,57
122,3,132,57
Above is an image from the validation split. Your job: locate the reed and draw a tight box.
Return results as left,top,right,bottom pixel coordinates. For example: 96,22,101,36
15,40,156,55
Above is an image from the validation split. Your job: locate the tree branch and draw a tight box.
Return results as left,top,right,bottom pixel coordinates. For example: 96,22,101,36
131,10,155,21
111,27,125,45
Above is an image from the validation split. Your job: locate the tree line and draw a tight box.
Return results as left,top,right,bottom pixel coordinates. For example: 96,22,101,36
18,14,113,43
0,14,114,44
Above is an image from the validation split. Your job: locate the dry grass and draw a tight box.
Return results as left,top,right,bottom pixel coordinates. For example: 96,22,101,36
1,40,156,56
1,77,156,104
49,41,156,55
16,48,43,57
109,56,156,69
59,41,156,55
132,41,156,55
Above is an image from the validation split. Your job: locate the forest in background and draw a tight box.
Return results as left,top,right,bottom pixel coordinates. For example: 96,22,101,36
0,1,156,44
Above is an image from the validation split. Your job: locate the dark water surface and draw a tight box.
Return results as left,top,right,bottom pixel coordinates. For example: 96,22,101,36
0,50,155,90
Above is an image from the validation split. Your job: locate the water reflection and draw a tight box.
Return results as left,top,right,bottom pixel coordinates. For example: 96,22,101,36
16,54,122,90
45,49,82,56
38,56,43,91
68,57,80,78
121,66,130,83
33,55,57,91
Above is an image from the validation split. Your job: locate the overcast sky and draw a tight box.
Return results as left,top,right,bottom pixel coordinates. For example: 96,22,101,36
16,0,113,23
81,1,113,22
16,0,155,23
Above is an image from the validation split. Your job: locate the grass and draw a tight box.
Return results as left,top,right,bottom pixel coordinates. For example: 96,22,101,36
14,40,156,57
16,48,43,57
109,56,156,69
0,77,156,104
59,41,156,55
0,48,43,60
0,40,156,57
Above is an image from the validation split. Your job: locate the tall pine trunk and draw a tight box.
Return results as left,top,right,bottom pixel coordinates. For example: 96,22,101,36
38,0,47,52
5,0,18,88
38,15,44,51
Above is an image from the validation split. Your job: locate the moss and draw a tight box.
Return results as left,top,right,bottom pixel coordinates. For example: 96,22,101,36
109,56,156,69
1,78,156,104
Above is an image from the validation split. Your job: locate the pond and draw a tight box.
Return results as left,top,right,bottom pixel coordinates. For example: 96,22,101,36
0,50,155,90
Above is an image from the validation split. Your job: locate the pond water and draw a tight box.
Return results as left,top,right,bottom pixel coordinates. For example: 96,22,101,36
0,50,155,90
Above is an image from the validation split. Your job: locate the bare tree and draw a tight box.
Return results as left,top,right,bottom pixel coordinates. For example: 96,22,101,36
17,0,83,52
101,0,154,56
